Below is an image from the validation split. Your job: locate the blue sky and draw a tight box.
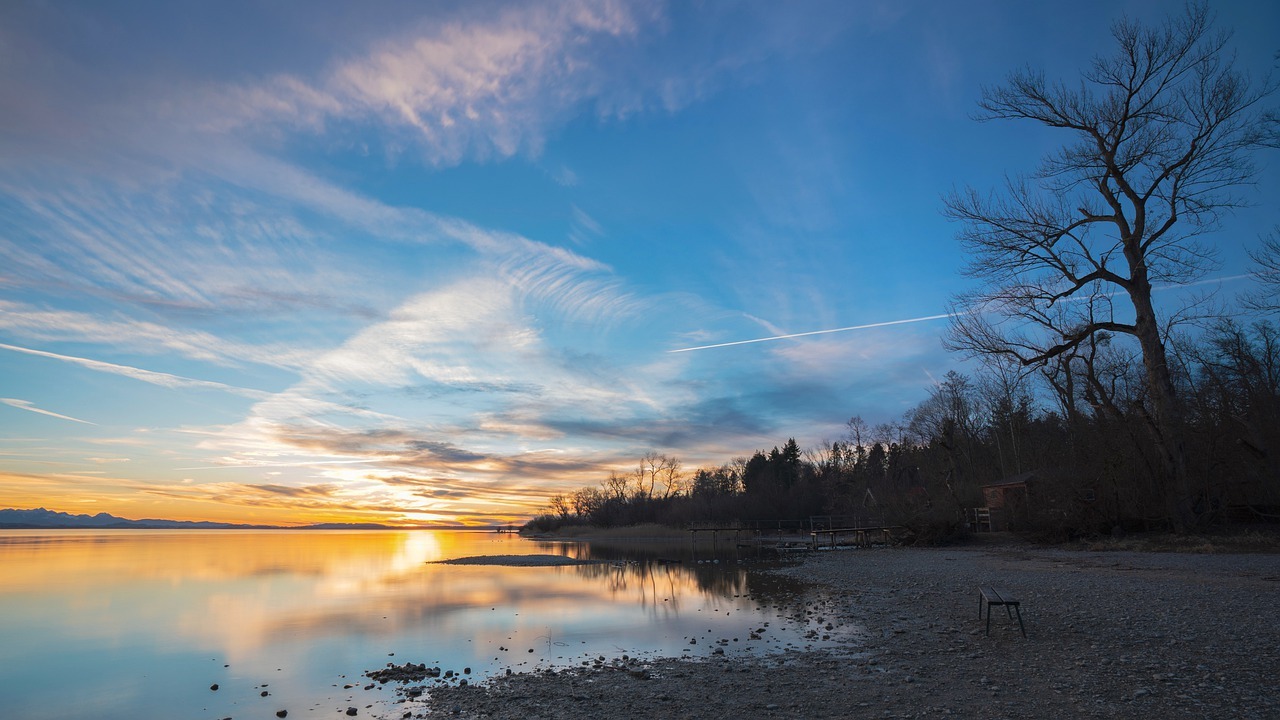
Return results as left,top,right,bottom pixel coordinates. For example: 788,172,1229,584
1,0,1276,525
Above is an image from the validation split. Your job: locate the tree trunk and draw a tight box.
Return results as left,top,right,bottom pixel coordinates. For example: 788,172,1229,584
1129,282,1195,531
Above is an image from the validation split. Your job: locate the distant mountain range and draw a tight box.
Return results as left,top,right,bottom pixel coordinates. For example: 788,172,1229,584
0,507,399,530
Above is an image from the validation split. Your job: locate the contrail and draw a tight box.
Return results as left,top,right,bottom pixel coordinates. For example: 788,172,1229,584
668,313,958,353
0,397,96,425
669,273,1254,354
0,342,270,399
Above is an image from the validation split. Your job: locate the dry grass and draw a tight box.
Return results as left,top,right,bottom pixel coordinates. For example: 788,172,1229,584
526,523,689,541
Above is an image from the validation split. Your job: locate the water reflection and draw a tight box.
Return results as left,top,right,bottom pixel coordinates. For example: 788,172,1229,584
0,530,849,720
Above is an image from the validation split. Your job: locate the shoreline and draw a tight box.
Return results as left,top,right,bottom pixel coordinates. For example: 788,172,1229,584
407,542,1280,719
431,554,606,566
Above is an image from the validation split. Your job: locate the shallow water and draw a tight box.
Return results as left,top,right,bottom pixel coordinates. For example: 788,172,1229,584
0,529,849,719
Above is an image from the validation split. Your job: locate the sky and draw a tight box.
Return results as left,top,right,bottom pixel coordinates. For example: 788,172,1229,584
1,0,1277,527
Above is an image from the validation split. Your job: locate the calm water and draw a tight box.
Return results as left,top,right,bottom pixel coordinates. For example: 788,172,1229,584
0,530,851,719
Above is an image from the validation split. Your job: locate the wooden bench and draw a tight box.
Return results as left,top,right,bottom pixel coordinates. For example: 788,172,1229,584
978,586,1026,637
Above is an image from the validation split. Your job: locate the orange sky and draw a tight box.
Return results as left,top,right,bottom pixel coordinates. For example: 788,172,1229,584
0,470,541,527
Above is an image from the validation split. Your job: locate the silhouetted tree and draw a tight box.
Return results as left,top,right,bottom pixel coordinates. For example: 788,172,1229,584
1246,227,1280,313
945,3,1278,530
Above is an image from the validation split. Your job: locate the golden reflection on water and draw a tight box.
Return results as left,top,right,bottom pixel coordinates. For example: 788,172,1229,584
0,530,755,657
0,530,813,720
1,530,447,590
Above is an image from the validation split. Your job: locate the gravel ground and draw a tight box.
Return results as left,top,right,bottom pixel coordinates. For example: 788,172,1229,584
389,540,1280,719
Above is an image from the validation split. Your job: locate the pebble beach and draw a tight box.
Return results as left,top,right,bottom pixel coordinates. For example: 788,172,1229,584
406,539,1280,719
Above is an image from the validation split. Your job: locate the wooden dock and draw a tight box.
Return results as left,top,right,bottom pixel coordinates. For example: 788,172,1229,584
809,525,898,549
686,526,749,548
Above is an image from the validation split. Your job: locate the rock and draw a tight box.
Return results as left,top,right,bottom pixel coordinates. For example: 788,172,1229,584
365,662,441,684
276,711,287,718
261,690,269,697
209,684,219,691
346,707,358,716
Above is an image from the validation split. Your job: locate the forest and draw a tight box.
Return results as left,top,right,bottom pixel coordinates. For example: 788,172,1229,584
528,5,1280,540
527,318,1280,539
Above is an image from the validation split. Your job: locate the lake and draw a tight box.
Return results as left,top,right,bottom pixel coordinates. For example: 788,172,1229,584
0,530,851,719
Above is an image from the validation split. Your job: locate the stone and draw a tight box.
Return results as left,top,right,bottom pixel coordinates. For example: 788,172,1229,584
276,711,288,718
346,707,358,716
210,684,219,691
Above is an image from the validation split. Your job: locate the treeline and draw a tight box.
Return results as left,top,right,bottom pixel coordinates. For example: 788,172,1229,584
527,5,1280,540
528,320,1280,540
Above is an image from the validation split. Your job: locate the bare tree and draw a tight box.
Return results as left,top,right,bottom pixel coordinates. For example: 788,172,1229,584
549,494,572,520
976,355,1036,477
638,452,685,499
572,487,606,518
602,471,630,501
1245,226,1280,312
944,3,1277,529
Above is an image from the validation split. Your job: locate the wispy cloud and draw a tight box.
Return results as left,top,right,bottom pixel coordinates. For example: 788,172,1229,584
0,398,95,425
0,0,962,527
191,0,649,165
174,459,382,471
0,177,386,321
566,205,603,247
0,300,317,370
0,342,271,399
